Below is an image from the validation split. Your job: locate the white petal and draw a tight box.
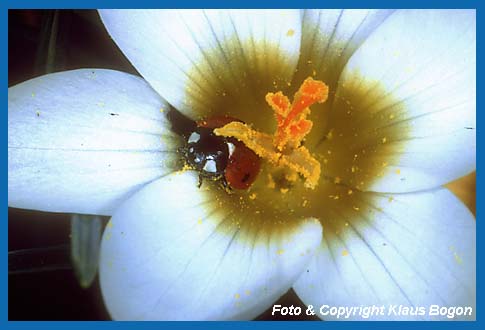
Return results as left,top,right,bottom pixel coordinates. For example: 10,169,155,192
99,9,302,119
8,69,179,216
295,9,394,86
320,10,476,192
293,188,475,320
99,171,322,320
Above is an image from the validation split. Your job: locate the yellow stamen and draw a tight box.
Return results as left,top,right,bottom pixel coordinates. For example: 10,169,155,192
214,77,328,189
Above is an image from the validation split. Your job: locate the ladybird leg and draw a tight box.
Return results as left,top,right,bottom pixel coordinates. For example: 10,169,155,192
221,177,233,194
197,174,204,189
178,146,187,157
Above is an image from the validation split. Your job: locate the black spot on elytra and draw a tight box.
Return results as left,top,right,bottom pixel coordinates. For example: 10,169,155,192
241,173,251,183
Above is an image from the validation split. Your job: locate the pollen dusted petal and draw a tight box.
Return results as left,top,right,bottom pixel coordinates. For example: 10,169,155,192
321,10,475,193
293,188,475,320
8,69,177,215
296,10,395,87
99,172,323,320
99,10,302,119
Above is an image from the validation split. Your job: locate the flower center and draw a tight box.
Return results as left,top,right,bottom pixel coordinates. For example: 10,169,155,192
214,77,328,189
183,39,410,240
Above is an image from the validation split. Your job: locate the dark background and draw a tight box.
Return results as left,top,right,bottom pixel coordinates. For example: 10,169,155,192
8,10,317,321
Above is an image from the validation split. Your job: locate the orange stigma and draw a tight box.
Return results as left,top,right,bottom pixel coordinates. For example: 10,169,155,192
267,77,328,150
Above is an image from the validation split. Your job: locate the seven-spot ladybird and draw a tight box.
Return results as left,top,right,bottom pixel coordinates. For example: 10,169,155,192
166,107,260,190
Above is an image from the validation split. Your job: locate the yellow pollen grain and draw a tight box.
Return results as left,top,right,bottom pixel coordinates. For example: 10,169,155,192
107,221,113,228
249,193,257,200
344,222,349,227
389,114,395,119
395,169,401,175
267,174,276,188
382,137,387,143
334,177,341,184
197,218,203,225
181,164,193,172
280,188,289,194
347,189,353,195
245,290,251,296
285,171,299,182
302,199,308,207
449,246,463,265
159,107,165,113
405,66,414,73
234,293,240,299
388,196,394,202
286,29,295,37
341,249,349,256
453,252,463,264
276,249,285,255
353,206,360,211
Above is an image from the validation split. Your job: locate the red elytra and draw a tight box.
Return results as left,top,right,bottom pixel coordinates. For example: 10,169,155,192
197,116,261,190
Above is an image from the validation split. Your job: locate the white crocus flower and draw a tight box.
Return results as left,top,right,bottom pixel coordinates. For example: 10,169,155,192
8,9,475,321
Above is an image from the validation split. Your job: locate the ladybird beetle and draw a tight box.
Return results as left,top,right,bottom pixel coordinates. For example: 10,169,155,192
167,107,260,190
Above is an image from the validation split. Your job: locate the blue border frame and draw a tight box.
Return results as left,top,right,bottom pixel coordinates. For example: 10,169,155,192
3,0,481,329
1,0,481,9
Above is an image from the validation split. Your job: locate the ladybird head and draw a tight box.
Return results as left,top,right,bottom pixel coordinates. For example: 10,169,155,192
167,108,261,189
185,126,229,178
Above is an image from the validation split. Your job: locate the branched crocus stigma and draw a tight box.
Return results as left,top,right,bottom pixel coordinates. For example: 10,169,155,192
214,77,328,189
